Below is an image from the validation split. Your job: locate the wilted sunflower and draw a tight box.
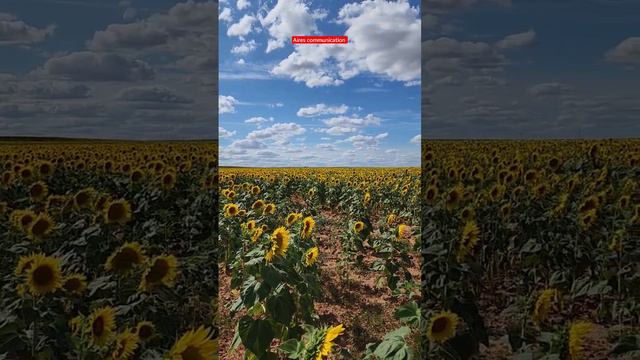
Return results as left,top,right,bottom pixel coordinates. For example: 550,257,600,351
29,181,49,202
426,311,459,344
110,330,140,360
353,221,365,233
103,199,132,225
63,273,87,297
86,306,117,347
568,321,593,360
26,254,63,296
105,242,146,274
265,227,289,262
167,326,218,360
28,213,55,241
315,324,344,360
301,216,315,239
304,247,319,267
456,221,480,262
139,255,178,292
134,321,155,341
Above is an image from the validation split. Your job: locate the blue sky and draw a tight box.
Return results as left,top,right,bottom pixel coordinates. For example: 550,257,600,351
218,0,421,167
1,0,216,139
424,0,640,139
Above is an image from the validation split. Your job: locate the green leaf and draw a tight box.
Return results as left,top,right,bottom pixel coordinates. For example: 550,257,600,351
238,316,275,356
394,302,421,326
265,287,295,325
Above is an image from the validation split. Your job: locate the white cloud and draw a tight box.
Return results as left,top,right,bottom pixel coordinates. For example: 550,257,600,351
219,95,238,114
344,132,388,148
227,14,255,38
219,7,233,22
496,29,536,49
231,39,257,54
605,37,640,65
237,58,246,64
219,127,236,138
245,116,274,125
246,122,305,145
271,0,420,87
319,114,380,135
410,134,421,144
297,103,349,117
259,0,319,53
237,0,250,10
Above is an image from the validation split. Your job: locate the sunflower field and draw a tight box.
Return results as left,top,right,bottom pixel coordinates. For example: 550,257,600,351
421,139,640,359
218,167,423,359
0,140,218,360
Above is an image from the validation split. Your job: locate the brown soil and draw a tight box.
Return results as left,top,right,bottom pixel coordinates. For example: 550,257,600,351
218,205,421,359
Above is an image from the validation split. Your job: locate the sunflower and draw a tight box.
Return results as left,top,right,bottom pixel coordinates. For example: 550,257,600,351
63,273,87,297
397,224,412,240
353,221,365,233
26,254,63,296
386,214,396,226
74,187,95,209
15,253,38,276
105,242,146,274
68,315,84,336
12,209,37,233
251,185,261,195
456,221,480,262
29,181,48,202
110,331,140,360
608,229,624,252
103,199,132,225
130,168,145,183
167,326,218,360
86,306,117,347
265,227,289,262
251,226,264,243
224,203,239,217
286,212,302,226
426,311,459,344
28,213,55,241
245,220,257,232
579,209,597,231
568,321,593,360
139,255,178,292
315,324,344,360
134,321,155,341
499,203,512,221
304,247,319,267
301,216,315,239
460,206,475,222
532,288,560,325
445,186,463,211
251,199,265,211
160,171,177,191
263,203,276,215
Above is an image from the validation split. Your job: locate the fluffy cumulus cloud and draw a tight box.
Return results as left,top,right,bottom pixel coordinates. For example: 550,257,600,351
319,114,381,135
219,7,233,22
344,132,388,148
231,40,257,54
259,0,319,53
41,52,155,81
496,29,536,49
245,116,274,125
237,0,250,10
605,37,640,65
0,13,56,46
271,0,420,87
219,95,239,114
227,14,256,38
297,103,349,117
219,127,236,138
410,134,421,144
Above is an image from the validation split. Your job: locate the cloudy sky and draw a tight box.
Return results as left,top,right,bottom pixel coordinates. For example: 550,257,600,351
218,0,421,167
0,0,217,140
423,0,640,139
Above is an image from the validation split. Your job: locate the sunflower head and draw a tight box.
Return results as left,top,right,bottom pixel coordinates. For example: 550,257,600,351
353,221,365,234
29,181,49,202
86,306,117,347
139,255,178,292
427,311,459,344
74,187,95,209
167,326,218,360
224,203,239,218
251,199,265,211
301,216,315,239
28,213,55,241
265,227,289,262
134,321,155,341
105,242,146,274
263,203,276,215
304,247,319,267
111,330,140,360
456,221,480,263
26,254,63,296
103,199,132,225
63,273,87,297
286,212,302,226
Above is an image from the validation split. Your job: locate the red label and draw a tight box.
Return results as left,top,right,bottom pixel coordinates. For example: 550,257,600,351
291,36,349,44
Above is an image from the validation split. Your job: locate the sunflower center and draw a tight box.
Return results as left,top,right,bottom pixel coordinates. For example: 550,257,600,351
31,185,44,197
431,317,449,334
181,346,204,360
93,317,105,337
163,174,173,184
112,248,140,270
146,259,169,283
21,215,34,226
32,265,54,287
108,203,126,220
64,278,82,292
31,219,50,236
138,325,153,339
